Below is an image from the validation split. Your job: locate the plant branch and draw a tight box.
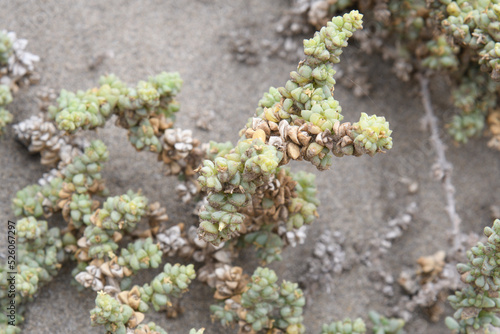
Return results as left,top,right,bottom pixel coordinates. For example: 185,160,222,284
418,74,462,254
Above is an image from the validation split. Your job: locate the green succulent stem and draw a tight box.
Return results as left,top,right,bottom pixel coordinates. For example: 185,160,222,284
197,10,393,246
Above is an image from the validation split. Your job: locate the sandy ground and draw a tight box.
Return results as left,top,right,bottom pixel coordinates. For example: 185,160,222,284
1,1,500,333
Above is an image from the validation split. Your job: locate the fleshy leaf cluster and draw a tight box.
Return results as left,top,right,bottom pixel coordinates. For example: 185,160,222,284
118,238,162,272
320,318,366,334
49,72,182,133
91,190,147,231
446,219,500,332
211,267,306,333
90,291,134,334
137,263,196,312
63,140,109,194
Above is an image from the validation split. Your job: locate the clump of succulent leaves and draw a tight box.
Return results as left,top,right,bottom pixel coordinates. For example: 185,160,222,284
4,10,396,334
210,266,308,333
0,83,13,135
0,29,39,89
320,310,404,334
0,141,108,333
0,29,39,135
446,219,500,333
293,0,500,148
0,215,64,334
89,264,200,334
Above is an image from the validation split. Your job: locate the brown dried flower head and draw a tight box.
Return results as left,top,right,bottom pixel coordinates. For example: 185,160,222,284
213,265,249,300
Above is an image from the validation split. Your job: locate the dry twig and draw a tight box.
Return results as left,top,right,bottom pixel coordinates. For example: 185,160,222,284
418,75,462,254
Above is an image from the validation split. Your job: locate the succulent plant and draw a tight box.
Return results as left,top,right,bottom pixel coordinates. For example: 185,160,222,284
12,185,45,218
118,238,162,272
211,266,306,333
0,30,13,65
137,263,196,312
6,10,399,334
446,219,500,332
351,113,393,156
84,225,119,258
320,318,367,334
0,29,39,88
368,311,405,334
0,84,12,105
197,10,393,247
91,190,148,231
90,291,134,334
63,139,109,194
66,193,95,228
